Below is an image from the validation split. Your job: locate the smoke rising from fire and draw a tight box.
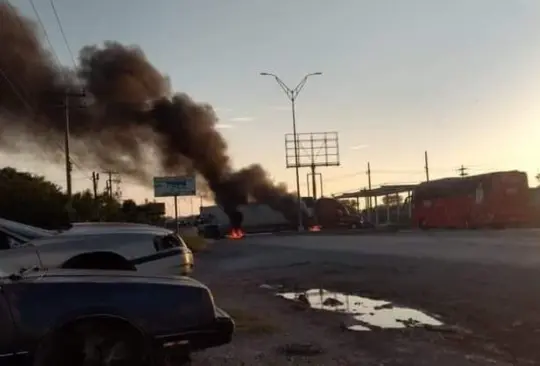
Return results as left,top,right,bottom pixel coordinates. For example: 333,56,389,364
0,3,302,221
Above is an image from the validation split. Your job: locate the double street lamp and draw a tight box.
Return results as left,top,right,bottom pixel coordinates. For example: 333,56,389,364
260,72,322,231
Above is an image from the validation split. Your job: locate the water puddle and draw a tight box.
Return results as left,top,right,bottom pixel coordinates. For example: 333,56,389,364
272,287,443,331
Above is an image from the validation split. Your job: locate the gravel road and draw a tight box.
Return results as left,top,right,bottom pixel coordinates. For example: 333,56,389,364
184,231,540,365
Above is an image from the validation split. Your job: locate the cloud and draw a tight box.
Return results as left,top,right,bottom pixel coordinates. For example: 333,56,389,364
229,116,255,123
213,107,233,113
215,123,235,129
351,144,369,150
271,105,290,111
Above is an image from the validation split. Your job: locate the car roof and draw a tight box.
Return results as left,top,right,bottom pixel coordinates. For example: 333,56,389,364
0,218,54,239
27,230,164,248
71,222,159,228
63,223,172,236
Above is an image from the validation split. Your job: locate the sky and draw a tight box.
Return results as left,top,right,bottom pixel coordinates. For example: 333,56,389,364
3,0,540,215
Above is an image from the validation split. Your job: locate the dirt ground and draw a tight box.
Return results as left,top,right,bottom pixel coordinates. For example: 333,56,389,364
186,244,540,366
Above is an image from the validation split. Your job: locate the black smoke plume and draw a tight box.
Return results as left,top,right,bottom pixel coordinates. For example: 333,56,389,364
0,3,306,224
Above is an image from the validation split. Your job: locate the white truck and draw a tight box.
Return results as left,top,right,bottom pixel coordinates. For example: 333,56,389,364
197,202,311,237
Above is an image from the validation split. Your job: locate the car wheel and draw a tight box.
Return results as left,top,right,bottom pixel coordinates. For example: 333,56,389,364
33,319,153,366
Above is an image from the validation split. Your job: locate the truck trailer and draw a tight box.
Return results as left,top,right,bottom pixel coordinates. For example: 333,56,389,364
198,197,370,238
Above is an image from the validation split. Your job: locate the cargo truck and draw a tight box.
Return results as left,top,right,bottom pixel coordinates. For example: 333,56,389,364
197,197,371,238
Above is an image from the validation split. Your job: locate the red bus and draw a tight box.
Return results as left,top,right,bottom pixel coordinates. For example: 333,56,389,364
412,170,530,229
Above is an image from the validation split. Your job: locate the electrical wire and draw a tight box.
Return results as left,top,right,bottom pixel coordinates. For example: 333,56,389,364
48,0,76,67
0,0,91,182
27,0,62,66
26,0,90,178
46,0,94,178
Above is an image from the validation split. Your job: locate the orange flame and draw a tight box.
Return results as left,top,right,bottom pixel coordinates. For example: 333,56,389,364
226,228,245,239
308,225,322,232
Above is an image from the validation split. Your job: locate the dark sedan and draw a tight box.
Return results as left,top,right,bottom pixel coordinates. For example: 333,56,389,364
0,267,234,365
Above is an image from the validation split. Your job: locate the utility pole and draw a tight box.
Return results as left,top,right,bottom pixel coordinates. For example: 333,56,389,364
91,172,100,200
424,151,430,182
367,162,372,208
63,89,86,199
64,94,72,199
112,175,122,200
91,171,100,221
102,170,120,199
107,171,113,198
458,165,469,177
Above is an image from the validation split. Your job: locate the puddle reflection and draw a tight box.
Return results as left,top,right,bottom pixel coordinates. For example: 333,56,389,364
275,288,443,331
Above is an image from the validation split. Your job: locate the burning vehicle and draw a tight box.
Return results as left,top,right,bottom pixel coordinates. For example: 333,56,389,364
197,203,299,239
197,197,371,239
226,210,245,239
313,197,370,229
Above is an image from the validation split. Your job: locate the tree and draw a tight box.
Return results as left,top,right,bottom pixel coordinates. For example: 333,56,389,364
340,199,359,213
71,190,97,221
0,166,166,227
0,167,69,229
99,195,124,222
382,194,403,206
121,199,141,222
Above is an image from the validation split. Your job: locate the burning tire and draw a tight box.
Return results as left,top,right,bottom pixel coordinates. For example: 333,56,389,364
227,210,245,239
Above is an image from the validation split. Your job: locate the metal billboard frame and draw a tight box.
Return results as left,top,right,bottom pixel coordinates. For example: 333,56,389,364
284,132,340,169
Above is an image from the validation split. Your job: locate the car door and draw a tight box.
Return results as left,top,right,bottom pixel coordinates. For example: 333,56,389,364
0,278,16,360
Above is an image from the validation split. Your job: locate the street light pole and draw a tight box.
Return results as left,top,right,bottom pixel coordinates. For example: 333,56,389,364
260,72,322,232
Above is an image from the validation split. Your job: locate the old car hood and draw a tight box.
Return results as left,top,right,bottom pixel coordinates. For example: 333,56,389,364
20,269,205,288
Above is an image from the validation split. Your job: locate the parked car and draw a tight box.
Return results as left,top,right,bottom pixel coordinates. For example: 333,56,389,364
0,218,194,276
0,267,234,365
0,218,56,247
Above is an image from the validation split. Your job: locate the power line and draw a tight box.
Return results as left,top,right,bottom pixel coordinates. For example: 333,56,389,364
45,0,90,178
48,0,77,67
25,0,89,181
0,4,91,196
27,0,62,66
0,68,34,112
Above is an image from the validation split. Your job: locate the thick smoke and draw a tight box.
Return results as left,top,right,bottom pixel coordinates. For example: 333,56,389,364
0,3,305,223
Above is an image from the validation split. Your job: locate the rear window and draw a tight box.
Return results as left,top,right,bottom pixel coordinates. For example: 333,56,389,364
153,233,186,251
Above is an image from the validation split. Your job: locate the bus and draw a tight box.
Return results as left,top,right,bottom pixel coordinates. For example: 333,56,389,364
412,170,530,229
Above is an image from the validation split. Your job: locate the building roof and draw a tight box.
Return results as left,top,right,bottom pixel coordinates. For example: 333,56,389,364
333,184,417,199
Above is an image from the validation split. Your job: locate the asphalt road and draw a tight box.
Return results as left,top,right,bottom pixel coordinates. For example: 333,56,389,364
215,229,540,270
195,230,540,364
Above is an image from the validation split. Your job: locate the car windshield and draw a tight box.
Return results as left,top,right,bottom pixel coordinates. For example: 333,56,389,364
0,218,54,240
